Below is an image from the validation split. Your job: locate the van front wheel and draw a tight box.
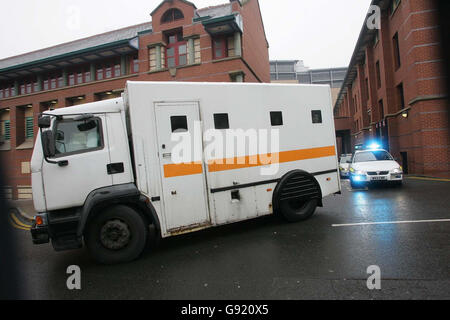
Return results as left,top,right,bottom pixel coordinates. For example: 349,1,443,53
85,205,148,264
279,198,319,222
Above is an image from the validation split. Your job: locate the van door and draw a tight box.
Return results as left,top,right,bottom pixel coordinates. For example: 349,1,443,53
155,102,210,232
42,114,113,211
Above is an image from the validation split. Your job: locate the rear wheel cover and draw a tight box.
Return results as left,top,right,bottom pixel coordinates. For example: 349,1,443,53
273,170,321,222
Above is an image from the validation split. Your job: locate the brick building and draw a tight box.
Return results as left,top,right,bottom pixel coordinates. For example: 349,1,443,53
334,0,449,176
270,60,347,105
0,0,270,200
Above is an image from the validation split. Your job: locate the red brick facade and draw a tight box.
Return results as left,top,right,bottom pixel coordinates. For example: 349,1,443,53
0,0,270,199
334,0,449,176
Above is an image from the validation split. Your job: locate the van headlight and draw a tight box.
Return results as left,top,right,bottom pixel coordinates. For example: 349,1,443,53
391,167,403,174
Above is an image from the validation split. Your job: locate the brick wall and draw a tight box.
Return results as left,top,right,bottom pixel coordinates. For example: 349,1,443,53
335,0,449,176
0,0,271,199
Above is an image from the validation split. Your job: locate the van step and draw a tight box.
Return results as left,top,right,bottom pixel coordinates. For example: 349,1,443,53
51,235,82,251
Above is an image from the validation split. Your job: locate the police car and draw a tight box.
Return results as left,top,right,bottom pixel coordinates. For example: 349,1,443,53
348,147,403,189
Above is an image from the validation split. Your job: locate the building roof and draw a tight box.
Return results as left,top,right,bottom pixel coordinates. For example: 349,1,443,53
0,22,152,72
333,0,387,111
151,0,197,16
196,3,232,18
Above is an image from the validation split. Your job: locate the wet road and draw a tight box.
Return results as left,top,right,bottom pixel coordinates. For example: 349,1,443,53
8,177,450,299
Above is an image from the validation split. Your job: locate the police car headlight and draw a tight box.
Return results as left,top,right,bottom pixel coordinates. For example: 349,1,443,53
355,170,365,175
391,167,403,174
349,167,355,173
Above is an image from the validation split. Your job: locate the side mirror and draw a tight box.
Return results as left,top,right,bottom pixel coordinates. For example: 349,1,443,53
42,130,56,158
55,130,64,141
77,120,97,132
38,116,51,128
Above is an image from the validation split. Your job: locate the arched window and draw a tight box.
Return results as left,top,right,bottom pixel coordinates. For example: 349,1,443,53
161,9,184,24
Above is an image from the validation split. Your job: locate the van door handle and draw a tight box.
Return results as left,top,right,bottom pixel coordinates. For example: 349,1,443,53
163,153,172,158
107,163,124,175
58,160,69,167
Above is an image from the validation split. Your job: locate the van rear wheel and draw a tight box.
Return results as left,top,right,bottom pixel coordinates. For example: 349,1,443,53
273,170,322,223
279,198,318,222
85,205,148,265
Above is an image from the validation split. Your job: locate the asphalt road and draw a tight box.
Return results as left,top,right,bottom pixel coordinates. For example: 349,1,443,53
7,177,450,300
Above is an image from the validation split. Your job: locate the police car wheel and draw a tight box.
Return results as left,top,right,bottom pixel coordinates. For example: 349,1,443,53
85,205,148,265
279,198,318,223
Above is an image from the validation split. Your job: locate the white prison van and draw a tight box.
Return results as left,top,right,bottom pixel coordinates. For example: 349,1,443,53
31,81,341,264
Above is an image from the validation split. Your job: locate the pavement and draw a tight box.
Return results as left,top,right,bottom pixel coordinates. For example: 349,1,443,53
8,200,35,221
4,176,450,300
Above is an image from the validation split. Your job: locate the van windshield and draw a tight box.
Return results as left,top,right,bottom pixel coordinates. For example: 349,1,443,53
353,150,393,163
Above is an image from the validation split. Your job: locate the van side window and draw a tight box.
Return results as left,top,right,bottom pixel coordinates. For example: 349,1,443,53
311,110,322,124
214,113,229,129
270,111,283,126
54,118,103,157
170,116,188,133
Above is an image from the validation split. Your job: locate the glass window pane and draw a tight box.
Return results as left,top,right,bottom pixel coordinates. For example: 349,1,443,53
214,113,230,130
169,35,176,44
54,119,102,155
311,110,322,124
215,49,223,58
270,111,283,126
173,9,183,20
179,45,187,55
167,47,175,57
25,117,34,138
179,55,187,66
170,116,188,133
168,57,176,68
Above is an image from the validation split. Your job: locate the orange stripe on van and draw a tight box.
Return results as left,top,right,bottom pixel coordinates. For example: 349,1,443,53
207,146,336,173
163,146,336,177
164,162,203,178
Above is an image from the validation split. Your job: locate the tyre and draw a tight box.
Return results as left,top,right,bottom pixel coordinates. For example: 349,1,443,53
279,198,319,222
393,180,403,187
85,205,148,264
273,170,321,223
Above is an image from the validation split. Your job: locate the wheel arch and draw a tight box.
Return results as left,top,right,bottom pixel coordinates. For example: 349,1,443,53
78,184,161,239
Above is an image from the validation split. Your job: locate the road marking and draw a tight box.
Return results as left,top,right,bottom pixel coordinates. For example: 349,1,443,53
332,219,450,227
9,212,31,230
407,176,450,182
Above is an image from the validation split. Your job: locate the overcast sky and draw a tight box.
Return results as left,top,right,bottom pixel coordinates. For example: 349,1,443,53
0,0,372,69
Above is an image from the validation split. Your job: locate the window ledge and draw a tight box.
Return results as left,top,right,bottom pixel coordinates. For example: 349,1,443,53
0,74,140,102
148,63,202,74
0,141,11,151
16,139,34,150
212,56,241,63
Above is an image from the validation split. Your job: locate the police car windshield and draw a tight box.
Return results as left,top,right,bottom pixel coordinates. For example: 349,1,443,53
354,150,393,163
340,155,352,164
